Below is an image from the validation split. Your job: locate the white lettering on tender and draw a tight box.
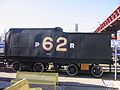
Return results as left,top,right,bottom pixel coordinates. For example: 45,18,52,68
35,42,40,47
70,43,75,48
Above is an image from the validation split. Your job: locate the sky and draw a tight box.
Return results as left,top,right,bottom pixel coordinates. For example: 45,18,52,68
0,0,120,34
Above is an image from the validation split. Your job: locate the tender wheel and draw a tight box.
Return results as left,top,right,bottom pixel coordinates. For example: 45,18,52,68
91,65,103,77
33,63,44,72
12,61,21,72
66,64,78,76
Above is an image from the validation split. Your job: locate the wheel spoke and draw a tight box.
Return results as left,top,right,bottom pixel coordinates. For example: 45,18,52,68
66,64,78,76
91,65,103,77
33,63,44,72
12,61,21,72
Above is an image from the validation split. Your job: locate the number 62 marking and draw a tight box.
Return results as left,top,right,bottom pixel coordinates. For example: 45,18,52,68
42,37,67,52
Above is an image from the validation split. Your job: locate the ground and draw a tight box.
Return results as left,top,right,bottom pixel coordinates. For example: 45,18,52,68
0,67,120,90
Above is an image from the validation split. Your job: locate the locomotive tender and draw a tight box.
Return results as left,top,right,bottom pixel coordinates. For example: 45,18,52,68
4,27,112,77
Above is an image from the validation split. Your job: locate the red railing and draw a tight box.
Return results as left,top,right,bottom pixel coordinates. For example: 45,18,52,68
95,6,120,33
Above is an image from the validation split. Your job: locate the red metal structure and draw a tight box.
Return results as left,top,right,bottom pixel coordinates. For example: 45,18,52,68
95,5,120,39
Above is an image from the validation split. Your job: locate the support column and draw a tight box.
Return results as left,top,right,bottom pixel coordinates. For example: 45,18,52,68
114,46,117,80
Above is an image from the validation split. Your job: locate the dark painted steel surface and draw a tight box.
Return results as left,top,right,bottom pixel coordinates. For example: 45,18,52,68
5,28,112,64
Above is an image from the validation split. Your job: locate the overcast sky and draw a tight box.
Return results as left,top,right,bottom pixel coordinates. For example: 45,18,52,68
0,0,120,33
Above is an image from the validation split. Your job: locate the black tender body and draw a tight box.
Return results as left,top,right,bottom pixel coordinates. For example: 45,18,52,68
5,28,112,64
